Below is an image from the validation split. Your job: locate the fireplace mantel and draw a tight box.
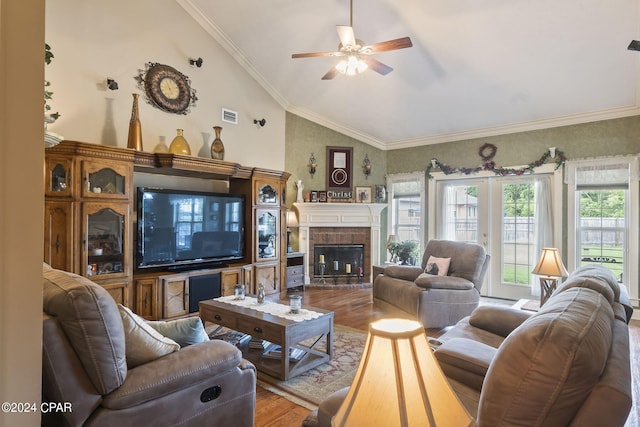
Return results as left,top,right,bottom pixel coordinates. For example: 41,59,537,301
293,202,387,284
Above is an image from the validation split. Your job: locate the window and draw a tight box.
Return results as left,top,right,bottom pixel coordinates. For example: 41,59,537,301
386,172,425,257
567,157,639,302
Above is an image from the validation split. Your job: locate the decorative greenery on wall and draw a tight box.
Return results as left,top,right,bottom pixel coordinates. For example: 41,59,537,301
426,143,566,178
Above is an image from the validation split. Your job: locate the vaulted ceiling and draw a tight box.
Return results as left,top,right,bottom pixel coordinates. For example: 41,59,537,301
178,0,640,150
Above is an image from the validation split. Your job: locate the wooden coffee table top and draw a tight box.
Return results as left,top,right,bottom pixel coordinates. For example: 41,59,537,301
199,297,334,380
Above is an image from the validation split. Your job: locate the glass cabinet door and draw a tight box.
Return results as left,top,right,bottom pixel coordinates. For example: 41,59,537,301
83,203,128,277
44,158,73,196
82,160,130,199
255,181,279,205
257,209,278,260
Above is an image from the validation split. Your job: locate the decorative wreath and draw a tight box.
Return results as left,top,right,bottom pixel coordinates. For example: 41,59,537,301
478,143,497,162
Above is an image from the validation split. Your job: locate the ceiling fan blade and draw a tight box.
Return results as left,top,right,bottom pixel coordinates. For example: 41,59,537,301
363,37,413,54
361,56,393,76
292,51,344,59
336,25,356,48
321,67,340,80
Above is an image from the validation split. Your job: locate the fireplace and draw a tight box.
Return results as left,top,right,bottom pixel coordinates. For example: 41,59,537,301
293,202,386,284
314,244,364,279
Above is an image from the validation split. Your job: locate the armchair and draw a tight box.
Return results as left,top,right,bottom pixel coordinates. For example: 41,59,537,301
41,263,256,426
373,239,489,328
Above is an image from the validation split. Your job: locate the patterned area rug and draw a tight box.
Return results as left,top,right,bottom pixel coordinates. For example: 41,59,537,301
257,325,366,410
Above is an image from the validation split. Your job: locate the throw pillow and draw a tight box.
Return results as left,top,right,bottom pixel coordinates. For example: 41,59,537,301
117,304,180,368
424,256,451,276
147,317,209,347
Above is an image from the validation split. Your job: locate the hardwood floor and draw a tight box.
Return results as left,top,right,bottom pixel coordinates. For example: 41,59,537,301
254,287,640,427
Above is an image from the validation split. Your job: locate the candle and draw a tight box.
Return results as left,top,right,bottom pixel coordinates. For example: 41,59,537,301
345,263,351,273
357,266,363,276
319,254,325,263
333,261,339,270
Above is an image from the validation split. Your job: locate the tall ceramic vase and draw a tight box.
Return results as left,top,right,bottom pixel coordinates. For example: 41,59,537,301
127,93,143,151
169,129,191,155
210,126,225,160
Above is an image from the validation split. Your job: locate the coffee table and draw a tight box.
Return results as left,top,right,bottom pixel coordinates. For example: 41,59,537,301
199,297,334,380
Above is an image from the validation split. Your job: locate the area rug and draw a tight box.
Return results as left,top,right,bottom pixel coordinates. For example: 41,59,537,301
257,324,366,410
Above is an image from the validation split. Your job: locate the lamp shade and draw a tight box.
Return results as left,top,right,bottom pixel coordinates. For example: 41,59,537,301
531,247,569,278
286,210,299,228
332,319,474,427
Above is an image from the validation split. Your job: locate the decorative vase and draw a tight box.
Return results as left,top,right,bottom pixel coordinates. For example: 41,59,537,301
210,126,225,160
127,94,143,151
169,129,191,155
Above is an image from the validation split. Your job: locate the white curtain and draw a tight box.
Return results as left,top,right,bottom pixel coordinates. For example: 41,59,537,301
437,184,456,240
532,176,553,297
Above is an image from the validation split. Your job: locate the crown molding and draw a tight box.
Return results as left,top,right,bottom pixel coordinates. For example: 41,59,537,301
176,0,291,110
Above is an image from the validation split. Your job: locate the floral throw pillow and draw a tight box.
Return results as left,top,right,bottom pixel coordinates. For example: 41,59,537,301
424,256,451,276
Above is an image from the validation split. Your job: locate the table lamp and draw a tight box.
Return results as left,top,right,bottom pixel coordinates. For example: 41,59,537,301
531,247,569,305
286,210,299,253
332,318,474,427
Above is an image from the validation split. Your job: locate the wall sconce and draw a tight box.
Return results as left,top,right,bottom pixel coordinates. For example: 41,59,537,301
253,118,266,128
362,154,371,179
308,152,317,178
106,78,119,90
189,57,203,68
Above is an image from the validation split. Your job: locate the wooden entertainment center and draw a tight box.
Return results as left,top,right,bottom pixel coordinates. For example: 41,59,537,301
44,140,290,320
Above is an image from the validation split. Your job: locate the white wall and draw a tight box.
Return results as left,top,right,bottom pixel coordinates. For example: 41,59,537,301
45,0,286,170
0,1,45,426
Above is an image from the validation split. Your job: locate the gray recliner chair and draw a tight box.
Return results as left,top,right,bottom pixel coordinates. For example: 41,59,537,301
41,263,256,426
373,239,490,328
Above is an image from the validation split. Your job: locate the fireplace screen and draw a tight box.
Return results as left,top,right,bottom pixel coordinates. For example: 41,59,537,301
314,244,364,277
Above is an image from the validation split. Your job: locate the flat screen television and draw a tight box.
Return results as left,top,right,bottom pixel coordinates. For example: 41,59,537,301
136,187,245,270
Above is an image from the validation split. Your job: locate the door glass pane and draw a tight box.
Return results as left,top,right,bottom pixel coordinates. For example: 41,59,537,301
257,211,277,259
442,185,478,243
502,183,535,285
87,208,124,276
577,190,625,282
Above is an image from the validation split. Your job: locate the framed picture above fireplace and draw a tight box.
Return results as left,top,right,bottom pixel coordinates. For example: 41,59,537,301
355,186,372,203
326,146,353,192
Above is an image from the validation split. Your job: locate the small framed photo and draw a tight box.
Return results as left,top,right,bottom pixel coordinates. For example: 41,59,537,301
310,191,318,203
318,191,328,202
355,186,372,203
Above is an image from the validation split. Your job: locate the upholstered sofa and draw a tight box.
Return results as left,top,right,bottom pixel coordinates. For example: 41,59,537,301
303,264,632,427
41,263,256,426
373,239,490,328
433,264,633,426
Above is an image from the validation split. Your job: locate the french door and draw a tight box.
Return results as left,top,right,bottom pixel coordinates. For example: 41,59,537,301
430,167,562,300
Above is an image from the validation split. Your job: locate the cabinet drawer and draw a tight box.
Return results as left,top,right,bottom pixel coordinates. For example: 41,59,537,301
237,318,281,343
287,274,304,288
287,265,304,276
200,306,238,329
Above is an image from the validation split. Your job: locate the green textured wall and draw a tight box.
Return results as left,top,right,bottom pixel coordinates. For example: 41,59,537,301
387,115,640,174
284,112,387,206
284,113,639,262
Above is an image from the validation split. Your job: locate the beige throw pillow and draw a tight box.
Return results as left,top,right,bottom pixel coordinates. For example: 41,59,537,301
117,304,180,368
424,256,451,276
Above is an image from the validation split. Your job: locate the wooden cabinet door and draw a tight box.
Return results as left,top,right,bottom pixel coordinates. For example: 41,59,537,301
44,201,74,272
44,157,74,197
135,277,159,320
81,159,131,200
221,268,243,296
102,280,128,306
255,262,279,295
81,201,130,279
162,274,189,318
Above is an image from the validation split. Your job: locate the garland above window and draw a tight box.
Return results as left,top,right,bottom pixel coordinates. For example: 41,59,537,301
426,144,567,178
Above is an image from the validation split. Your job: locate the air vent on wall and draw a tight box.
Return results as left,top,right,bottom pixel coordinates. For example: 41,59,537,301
222,108,238,125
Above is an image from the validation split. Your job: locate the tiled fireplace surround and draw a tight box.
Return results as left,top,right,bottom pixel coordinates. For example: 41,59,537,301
293,202,386,285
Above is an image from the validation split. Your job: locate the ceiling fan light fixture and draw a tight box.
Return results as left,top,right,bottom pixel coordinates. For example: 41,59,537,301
336,55,368,76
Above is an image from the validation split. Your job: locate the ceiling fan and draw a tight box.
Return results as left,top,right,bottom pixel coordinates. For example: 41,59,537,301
291,0,413,80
